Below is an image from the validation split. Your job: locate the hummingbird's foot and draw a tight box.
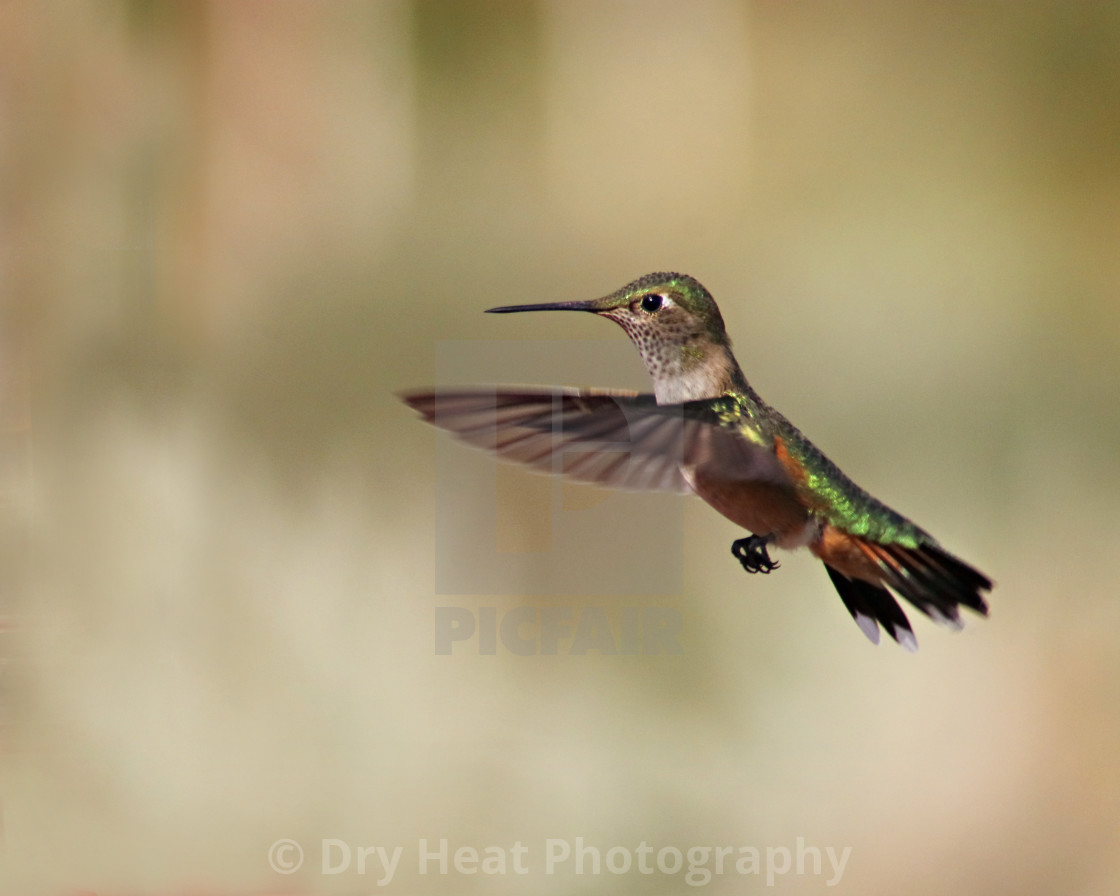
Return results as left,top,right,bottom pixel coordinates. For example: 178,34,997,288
731,534,780,574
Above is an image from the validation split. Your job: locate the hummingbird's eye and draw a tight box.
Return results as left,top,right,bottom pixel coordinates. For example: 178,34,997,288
640,294,663,313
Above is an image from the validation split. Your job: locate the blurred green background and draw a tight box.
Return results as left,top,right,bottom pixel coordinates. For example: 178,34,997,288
2,1,1119,893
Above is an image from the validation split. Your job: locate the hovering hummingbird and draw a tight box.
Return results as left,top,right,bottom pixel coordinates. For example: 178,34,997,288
402,273,991,649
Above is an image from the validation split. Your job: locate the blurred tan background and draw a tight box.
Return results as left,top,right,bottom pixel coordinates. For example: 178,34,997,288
2,1,1119,893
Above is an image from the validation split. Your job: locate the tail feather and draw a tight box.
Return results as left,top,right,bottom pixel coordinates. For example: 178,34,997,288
829,539,991,647
868,542,990,618
825,564,918,651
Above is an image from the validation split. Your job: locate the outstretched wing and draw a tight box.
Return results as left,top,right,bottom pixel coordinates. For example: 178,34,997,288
401,387,792,494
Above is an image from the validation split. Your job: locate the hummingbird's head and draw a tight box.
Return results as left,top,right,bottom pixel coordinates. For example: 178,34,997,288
589,271,729,348
488,273,740,403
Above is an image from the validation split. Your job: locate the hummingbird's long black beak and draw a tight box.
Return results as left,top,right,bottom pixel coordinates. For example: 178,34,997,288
486,300,598,314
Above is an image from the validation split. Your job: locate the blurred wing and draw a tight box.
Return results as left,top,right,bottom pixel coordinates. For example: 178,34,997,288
401,387,792,494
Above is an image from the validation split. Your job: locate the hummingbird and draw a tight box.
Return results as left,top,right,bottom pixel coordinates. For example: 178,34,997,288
402,273,991,650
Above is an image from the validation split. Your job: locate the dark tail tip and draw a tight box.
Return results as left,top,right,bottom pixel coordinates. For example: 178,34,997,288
826,565,919,651
827,541,991,648
877,542,991,624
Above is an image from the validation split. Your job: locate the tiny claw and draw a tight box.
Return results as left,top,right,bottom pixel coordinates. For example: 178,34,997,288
731,534,780,574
